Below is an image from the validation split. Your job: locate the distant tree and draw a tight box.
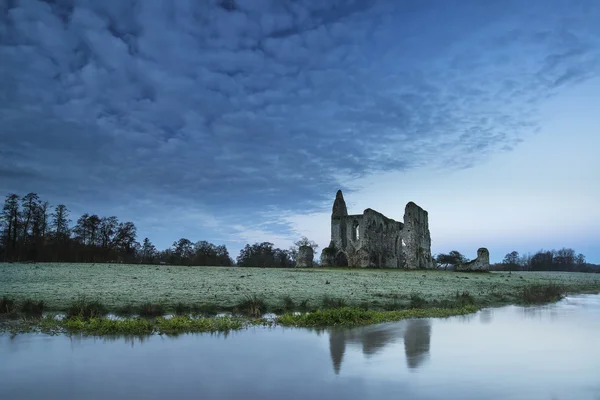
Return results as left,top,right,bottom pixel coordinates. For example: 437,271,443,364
502,251,520,271
214,244,233,266
191,240,232,266
294,236,319,250
73,214,102,246
99,216,119,250
531,250,555,271
140,237,157,264
518,252,533,271
172,238,194,264
435,250,469,270
1,194,20,258
237,242,293,268
274,248,294,268
51,204,71,240
576,253,586,266
555,248,576,269
114,221,137,259
20,193,40,241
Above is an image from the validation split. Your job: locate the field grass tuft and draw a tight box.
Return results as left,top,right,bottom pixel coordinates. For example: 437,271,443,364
138,303,165,317
1,296,15,314
66,297,107,319
322,295,347,309
518,282,565,304
19,299,45,315
234,295,266,317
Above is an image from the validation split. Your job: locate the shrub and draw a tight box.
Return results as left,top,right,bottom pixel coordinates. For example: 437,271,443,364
409,292,427,309
455,290,475,307
191,303,219,317
66,297,107,319
174,302,190,315
138,303,165,318
115,304,135,316
280,296,296,312
518,282,564,304
298,299,310,312
19,299,45,315
0,296,15,314
322,295,347,309
234,295,266,318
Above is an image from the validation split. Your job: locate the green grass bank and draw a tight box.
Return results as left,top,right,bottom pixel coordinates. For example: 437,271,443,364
1,263,599,335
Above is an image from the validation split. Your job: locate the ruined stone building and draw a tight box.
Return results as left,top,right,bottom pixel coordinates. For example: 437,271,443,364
321,190,434,269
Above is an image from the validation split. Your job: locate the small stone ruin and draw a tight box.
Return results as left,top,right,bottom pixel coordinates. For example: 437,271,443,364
455,248,490,272
296,245,315,268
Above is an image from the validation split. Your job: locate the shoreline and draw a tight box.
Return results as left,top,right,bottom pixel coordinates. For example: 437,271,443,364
1,305,481,336
3,289,599,336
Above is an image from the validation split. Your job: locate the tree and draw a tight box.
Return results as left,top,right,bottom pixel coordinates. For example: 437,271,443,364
1,194,20,258
114,221,137,258
502,251,520,271
435,251,469,270
20,193,40,241
555,248,576,269
294,236,319,250
51,204,71,240
274,248,294,268
140,237,157,264
576,253,586,266
531,250,555,271
73,214,102,246
99,217,119,249
237,242,294,267
172,238,194,264
191,241,232,266
518,252,533,271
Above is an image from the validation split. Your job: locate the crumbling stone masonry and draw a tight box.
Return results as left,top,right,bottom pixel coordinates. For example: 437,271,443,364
321,190,434,269
455,248,490,272
296,245,315,268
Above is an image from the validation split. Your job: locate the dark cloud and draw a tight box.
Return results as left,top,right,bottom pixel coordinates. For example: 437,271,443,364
1,0,599,248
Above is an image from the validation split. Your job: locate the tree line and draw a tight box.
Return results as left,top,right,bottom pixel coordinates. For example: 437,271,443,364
435,248,598,273
0,192,318,267
494,248,597,273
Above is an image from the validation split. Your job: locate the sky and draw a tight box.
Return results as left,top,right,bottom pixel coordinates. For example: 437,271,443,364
1,0,599,263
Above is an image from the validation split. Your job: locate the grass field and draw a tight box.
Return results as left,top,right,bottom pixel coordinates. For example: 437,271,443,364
2,262,599,313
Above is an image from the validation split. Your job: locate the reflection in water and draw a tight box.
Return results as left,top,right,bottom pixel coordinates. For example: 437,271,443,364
329,330,345,374
479,309,492,324
328,319,431,374
2,295,600,400
403,320,431,369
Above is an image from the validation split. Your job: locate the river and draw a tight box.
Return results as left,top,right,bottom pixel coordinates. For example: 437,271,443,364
2,294,599,400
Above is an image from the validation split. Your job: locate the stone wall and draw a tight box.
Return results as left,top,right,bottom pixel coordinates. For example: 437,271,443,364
456,248,490,272
403,202,434,269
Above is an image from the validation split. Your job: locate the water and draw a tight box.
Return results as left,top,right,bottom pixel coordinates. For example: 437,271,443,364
2,295,600,400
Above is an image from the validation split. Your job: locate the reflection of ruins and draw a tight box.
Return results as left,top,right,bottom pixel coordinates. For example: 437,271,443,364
328,320,432,374
321,190,434,268
403,320,431,369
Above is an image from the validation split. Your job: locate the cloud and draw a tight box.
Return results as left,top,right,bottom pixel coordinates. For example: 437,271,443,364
1,0,600,250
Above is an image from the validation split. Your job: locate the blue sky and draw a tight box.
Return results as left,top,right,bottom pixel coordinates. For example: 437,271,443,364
1,0,599,262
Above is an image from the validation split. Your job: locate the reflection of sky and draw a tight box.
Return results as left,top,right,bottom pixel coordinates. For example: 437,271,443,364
2,295,600,399
1,1,599,262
